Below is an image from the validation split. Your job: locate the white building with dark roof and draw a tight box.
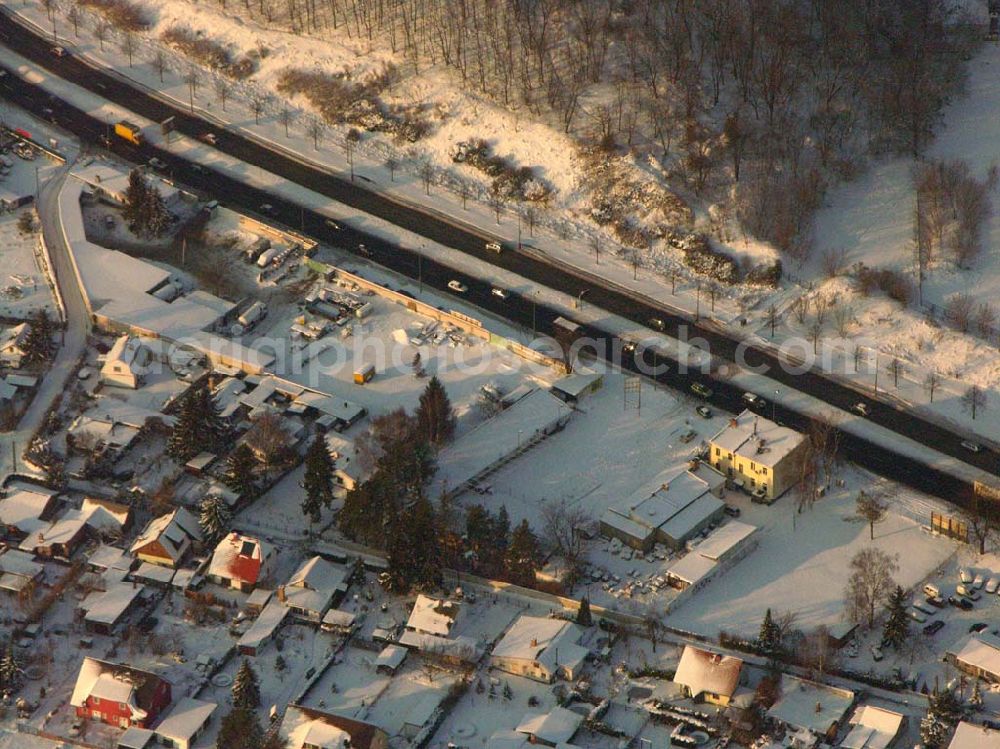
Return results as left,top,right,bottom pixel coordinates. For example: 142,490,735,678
101,335,150,389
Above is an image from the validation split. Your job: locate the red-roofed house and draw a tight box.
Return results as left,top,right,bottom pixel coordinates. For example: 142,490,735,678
71,657,171,729
207,532,273,592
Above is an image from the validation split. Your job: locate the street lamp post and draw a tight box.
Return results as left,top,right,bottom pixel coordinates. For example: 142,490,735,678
577,289,589,310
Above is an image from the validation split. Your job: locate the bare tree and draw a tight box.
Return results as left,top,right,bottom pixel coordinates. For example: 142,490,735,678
523,205,539,237
151,50,169,83
886,357,903,388
854,490,888,540
418,161,434,195
945,292,975,332
833,303,853,337
249,92,270,125
214,77,232,111
765,304,779,338
120,30,137,67
540,500,590,568
487,189,506,224
963,489,1000,555
279,104,297,138
67,5,81,36
590,236,601,265
975,303,996,339
457,181,472,209
93,21,110,51
184,68,201,113
845,548,899,629
963,384,987,420
385,157,399,182
306,117,325,150
244,412,291,470
924,371,941,403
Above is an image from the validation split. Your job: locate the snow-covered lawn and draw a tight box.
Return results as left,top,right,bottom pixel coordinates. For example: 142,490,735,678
0,209,56,322
667,470,957,640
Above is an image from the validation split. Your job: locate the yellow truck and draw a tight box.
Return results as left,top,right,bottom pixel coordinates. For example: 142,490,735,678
114,120,143,146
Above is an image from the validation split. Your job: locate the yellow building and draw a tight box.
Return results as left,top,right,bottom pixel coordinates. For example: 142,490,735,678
707,410,806,502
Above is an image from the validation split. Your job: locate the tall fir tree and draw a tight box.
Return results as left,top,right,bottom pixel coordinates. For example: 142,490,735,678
506,518,541,587
416,376,456,446
576,596,593,626
216,706,264,749
143,184,171,237
122,169,150,231
970,679,984,711
224,444,258,498
920,713,947,749
21,309,54,365
168,383,227,461
199,495,231,545
302,435,335,524
387,494,440,592
758,608,781,654
881,585,910,650
232,659,261,710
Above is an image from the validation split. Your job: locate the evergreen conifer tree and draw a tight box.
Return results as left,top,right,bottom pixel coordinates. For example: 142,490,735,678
232,659,261,710
199,495,232,545
506,519,541,587
21,309,54,365
302,435,335,524
576,596,593,627
416,376,456,445
881,585,910,650
758,608,781,654
224,444,257,498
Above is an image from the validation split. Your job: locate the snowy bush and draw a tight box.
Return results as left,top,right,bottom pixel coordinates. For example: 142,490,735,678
78,0,148,31
161,27,257,79
452,140,551,202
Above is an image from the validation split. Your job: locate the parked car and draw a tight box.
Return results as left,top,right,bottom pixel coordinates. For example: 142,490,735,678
924,583,941,598
926,595,945,608
909,609,927,623
723,505,741,518
987,577,999,594
960,567,974,584
679,429,697,444
974,573,985,589
690,382,712,399
961,440,983,453
695,405,712,419
958,584,982,601
924,620,945,636
970,622,989,633
447,280,468,293
949,596,974,610
870,644,884,661
913,601,935,615
853,402,870,417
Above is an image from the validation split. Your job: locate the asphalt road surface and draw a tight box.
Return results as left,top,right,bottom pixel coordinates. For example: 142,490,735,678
0,17,984,503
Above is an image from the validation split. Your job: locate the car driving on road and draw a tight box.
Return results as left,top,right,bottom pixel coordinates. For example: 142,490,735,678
448,280,468,293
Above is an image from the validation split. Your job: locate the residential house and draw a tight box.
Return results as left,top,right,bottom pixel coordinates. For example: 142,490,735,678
71,657,171,729
321,608,357,635
600,461,727,551
492,615,588,683
949,632,1000,682
101,335,150,389
673,645,745,706
767,675,855,741
0,323,29,368
79,497,133,536
398,594,479,663
238,598,289,656
130,507,202,568
665,521,759,591
79,581,145,635
707,410,807,501
515,707,584,747
154,698,217,749
278,556,351,623
19,516,89,558
400,692,442,740
0,547,43,599
0,485,58,540
207,532,273,592
840,705,906,749
118,727,155,749
279,704,390,749
406,595,459,637
66,414,142,459
948,722,1000,749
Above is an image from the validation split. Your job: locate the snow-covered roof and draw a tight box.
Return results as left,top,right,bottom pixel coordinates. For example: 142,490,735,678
80,497,132,530
246,588,272,609
130,507,201,564
118,726,155,749
80,581,143,626
694,521,758,560
282,556,349,615
134,562,176,585
486,730,530,749
841,706,904,749
434,388,570,494
321,608,356,630
666,552,717,586
238,598,289,651
70,657,165,723
0,487,56,534
709,410,804,466
102,334,146,372
88,544,132,572
493,616,586,675
0,548,43,579
406,594,459,636
949,722,1000,749
768,675,854,734
516,707,584,746
0,322,28,353
208,532,272,586
550,371,602,399
952,632,1000,678
281,705,364,749
674,645,743,699
18,517,87,553
374,644,408,672
155,697,216,742
397,630,480,661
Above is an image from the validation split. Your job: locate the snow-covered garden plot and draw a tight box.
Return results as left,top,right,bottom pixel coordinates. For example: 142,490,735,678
666,469,956,640
0,209,56,323
299,645,391,717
